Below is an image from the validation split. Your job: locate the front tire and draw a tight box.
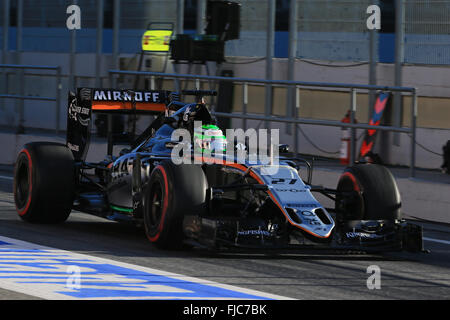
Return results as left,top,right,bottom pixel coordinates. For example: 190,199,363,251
143,161,208,249
336,164,401,221
13,142,75,223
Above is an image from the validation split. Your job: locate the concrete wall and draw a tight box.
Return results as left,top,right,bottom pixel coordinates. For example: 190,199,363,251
230,118,445,171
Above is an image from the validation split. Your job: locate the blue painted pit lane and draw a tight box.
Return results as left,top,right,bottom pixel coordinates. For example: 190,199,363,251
0,236,290,300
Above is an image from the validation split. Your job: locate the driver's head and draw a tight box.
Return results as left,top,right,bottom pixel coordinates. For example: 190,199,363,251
193,124,227,153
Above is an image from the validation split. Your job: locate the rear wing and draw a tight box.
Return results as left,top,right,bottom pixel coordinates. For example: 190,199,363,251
66,88,170,161
91,89,167,113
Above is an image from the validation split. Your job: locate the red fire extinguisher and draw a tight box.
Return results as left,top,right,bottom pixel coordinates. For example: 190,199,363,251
340,111,351,165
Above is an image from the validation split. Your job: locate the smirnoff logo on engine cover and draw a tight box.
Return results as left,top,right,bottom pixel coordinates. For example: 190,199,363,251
93,89,161,103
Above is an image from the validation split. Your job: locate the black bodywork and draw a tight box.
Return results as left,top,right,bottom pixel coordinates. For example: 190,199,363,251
66,88,424,253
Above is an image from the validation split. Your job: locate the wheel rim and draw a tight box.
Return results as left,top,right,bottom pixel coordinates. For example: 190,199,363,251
15,161,30,209
146,181,164,232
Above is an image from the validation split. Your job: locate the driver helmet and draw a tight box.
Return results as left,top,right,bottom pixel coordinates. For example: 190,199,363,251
193,124,227,153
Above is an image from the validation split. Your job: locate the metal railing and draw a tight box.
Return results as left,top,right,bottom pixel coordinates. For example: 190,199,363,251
109,69,418,177
0,65,419,177
0,64,62,134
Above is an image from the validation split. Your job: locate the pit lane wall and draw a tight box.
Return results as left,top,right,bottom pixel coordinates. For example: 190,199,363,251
0,131,449,224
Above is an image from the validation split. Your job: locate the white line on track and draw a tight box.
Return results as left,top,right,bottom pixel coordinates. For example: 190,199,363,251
0,176,13,181
423,237,450,245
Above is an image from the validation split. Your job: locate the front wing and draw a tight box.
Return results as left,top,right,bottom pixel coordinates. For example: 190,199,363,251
183,216,424,253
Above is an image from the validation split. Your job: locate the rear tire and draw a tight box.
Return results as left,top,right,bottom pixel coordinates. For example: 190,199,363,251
336,164,401,221
13,142,75,223
143,161,208,249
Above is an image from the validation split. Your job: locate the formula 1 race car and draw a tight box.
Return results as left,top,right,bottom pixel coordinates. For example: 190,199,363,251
13,87,424,253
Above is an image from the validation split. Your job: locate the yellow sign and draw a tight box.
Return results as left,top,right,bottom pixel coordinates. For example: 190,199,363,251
141,30,173,52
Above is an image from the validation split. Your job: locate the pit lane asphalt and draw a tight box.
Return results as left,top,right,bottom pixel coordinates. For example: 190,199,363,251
0,174,449,300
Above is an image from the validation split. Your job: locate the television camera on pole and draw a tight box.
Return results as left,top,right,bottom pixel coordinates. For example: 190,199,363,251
169,1,240,126
205,0,240,41
169,1,240,63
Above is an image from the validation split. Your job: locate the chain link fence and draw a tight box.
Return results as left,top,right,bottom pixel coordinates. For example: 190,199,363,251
17,0,98,52
404,0,450,65
120,0,177,29
224,0,268,57
4,1,450,63
118,0,177,53
295,0,372,62
4,0,179,53
20,0,177,29
0,2,5,53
